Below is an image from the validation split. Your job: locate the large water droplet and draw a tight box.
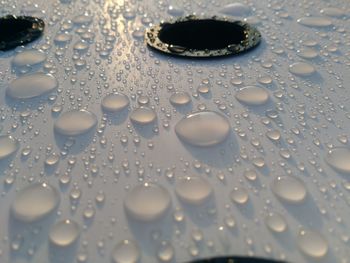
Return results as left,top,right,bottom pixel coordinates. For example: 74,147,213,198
325,147,350,174
297,230,328,258
289,62,316,77
124,183,171,221
175,177,213,205
49,219,80,247
130,107,157,125
0,135,19,160
11,183,60,222
101,93,129,112
157,241,174,262
235,86,270,106
112,240,140,263
12,49,46,68
7,73,58,99
271,176,307,204
54,110,97,136
297,17,332,27
175,111,231,147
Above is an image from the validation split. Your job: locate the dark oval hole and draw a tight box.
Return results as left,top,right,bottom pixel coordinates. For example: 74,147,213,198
0,15,45,51
186,256,287,263
145,16,261,58
159,19,245,50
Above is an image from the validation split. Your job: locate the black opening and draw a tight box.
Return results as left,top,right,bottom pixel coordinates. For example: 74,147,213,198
158,19,246,50
0,17,33,42
0,16,44,51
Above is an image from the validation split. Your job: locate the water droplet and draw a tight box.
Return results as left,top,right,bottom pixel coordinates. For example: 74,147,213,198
0,135,19,160
54,110,97,136
298,230,328,258
320,7,346,17
11,183,60,222
112,240,140,263
325,147,350,174
169,92,191,106
7,73,58,99
289,62,316,77
124,183,171,221
157,241,174,262
175,176,213,205
297,48,318,59
49,219,80,247
175,111,231,147
101,93,129,112
130,107,157,125
219,3,252,17
297,17,332,27
167,6,184,17
12,49,46,68
265,213,287,233
235,86,270,106
230,187,249,204
271,176,307,204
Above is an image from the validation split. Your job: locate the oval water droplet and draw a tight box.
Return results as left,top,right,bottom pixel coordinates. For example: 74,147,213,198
124,183,171,221
11,182,60,222
130,107,157,125
230,187,249,204
265,213,287,233
320,7,346,17
235,86,270,106
49,219,80,247
325,147,350,174
0,135,19,160
297,230,328,259
112,240,140,263
101,93,129,112
297,17,332,27
54,110,97,136
175,177,213,205
12,49,46,68
169,92,191,106
219,3,252,17
271,176,307,204
175,111,231,147
289,62,316,77
7,73,58,99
